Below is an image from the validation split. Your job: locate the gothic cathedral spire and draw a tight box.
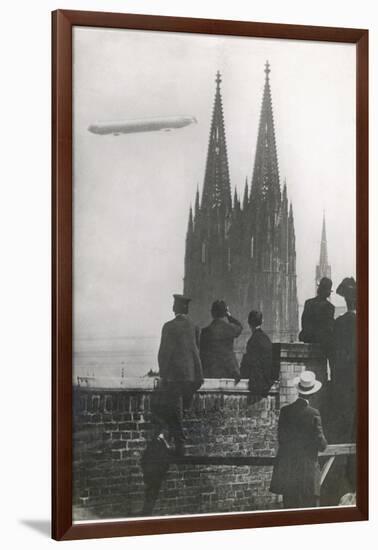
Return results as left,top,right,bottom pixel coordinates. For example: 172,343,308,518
201,71,232,214
184,65,299,343
250,61,280,207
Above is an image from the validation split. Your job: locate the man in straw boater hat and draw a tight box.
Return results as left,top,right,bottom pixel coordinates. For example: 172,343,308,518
156,294,203,456
270,371,328,509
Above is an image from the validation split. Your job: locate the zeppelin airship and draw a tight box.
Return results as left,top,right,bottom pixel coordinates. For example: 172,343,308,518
88,115,197,136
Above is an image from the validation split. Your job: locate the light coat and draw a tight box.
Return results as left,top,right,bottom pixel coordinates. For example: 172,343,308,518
158,314,203,385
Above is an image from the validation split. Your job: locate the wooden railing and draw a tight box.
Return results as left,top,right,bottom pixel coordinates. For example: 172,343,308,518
168,444,355,486
141,443,356,514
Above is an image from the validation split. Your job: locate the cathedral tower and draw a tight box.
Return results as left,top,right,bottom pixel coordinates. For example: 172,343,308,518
184,65,299,342
184,71,233,325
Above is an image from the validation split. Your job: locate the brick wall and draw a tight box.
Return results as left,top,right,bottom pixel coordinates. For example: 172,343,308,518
279,343,327,411
73,343,325,520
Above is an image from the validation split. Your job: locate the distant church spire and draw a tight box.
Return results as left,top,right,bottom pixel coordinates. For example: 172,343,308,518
315,212,332,290
250,60,280,206
201,71,232,213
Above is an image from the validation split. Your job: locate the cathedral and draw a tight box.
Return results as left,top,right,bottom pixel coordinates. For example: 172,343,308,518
184,63,299,343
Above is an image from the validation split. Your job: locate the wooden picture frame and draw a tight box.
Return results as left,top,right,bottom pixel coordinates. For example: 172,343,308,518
52,9,368,541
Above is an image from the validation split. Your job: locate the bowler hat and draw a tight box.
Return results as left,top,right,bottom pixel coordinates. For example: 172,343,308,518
293,371,322,396
318,277,332,293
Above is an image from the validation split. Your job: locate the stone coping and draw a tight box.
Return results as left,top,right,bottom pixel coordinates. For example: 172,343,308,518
74,376,279,394
277,343,325,360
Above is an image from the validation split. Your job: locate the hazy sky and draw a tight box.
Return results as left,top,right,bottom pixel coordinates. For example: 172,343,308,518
73,26,356,340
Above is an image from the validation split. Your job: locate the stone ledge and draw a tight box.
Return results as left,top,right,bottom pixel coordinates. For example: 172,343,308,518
74,343,323,393
278,342,325,360
75,376,279,394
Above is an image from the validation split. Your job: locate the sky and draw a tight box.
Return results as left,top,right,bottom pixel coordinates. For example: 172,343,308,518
73,26,356,341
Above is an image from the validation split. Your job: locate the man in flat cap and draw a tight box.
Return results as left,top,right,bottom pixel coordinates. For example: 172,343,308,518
156,294,203,456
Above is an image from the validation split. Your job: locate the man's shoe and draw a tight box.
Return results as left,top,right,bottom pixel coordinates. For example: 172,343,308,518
156,433,171,451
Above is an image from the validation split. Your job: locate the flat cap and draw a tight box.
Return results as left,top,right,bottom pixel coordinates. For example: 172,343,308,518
173,294,191,304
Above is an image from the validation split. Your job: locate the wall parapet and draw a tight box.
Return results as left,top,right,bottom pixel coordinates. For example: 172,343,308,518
74,342,323,392
278,342,325,360
75,375,279,394
72,343,326,520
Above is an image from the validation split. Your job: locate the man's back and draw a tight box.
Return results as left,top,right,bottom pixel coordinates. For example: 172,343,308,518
329,310,356,443
240,328,273,395
270,398,327,498
299,296,335,343
158,315,202,382
334,311,356,365
278,399,327,456
200,318,242,378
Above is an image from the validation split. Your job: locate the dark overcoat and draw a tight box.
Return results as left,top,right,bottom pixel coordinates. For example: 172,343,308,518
299,296,335,349
200,316,242,379
270,398,327,498
158,314,203,386
328,310,356,443
240,328,273,395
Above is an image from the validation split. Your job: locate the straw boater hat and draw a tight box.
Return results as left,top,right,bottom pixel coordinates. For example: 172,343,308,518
293,371,322,396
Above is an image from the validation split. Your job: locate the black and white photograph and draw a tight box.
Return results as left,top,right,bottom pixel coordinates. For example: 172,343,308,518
72,25,358,523
1,0,375,547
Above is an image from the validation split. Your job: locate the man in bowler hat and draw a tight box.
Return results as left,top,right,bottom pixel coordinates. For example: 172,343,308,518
157,294,203,456
299,277,335,353
270,371,327,509
240,310,274,397
299,277,335,388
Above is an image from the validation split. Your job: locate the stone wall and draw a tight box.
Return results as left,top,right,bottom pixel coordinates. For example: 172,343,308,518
73,343,326,520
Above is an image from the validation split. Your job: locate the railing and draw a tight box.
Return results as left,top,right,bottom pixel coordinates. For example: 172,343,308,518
168,444,355,486
141,443,356,514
